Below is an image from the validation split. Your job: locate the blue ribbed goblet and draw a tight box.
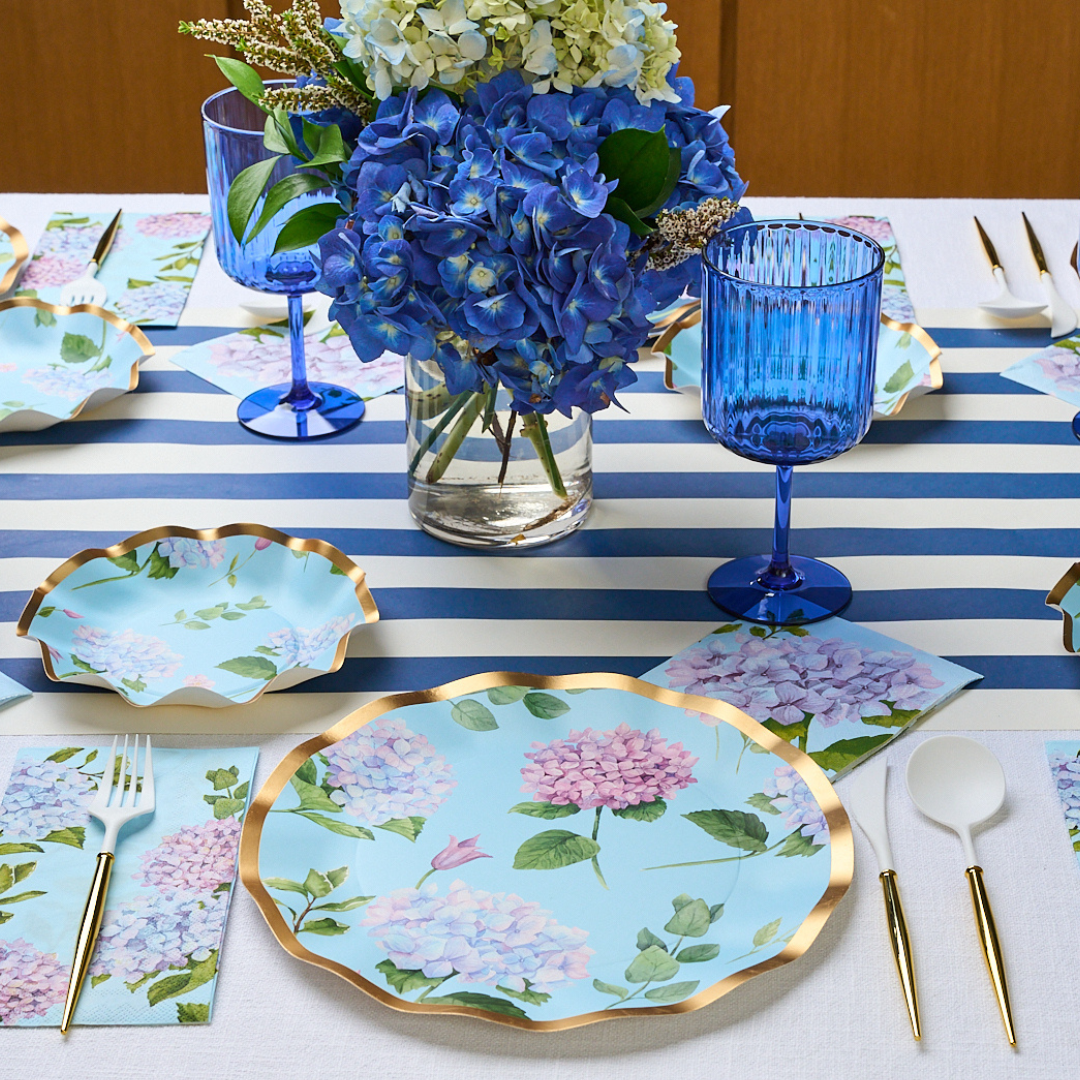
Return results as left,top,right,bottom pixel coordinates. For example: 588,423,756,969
701,219,884,624
202,84,364,439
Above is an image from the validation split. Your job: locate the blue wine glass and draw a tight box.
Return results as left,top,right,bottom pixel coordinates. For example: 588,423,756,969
701,219,885,624
202,83,365,439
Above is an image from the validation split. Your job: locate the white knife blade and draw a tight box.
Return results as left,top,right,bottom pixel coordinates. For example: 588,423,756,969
847,754,894,871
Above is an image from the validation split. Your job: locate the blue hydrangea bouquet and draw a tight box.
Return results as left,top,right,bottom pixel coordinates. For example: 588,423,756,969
182,0,747,545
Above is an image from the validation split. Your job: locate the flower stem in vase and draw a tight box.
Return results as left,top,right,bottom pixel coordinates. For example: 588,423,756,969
408,390,470,476
521,413,568,498
426,390,487,484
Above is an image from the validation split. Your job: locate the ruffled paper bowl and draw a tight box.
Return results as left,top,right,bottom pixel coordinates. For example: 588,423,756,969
0,216,29,295
16,524,379,707
1047,562,1080,652
0,298,153,431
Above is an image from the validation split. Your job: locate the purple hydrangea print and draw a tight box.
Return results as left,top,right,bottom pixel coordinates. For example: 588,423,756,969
71,626,183,682
134,213,211,238
0,939,68,1024
20,254,85,290
133,817,242,898
827,216,895,246
0,758,93,841
520,723,698,811
114,282,188,325
1034,346,1080,395
324,717,456,825
156,538,227,570
88,892,227,983
363,879,593,992
21,366,112,403
764,765,829,846
1048,752,1080,832
265,615,356,668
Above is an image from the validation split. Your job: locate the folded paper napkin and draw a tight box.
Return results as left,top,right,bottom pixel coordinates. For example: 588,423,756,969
0,672,31,708
1046,741,1080,869
0,744,257,1026
15,211,211,327
168,321,405,403
640,617,980,778
1000,335,1080,404
663,215,941,418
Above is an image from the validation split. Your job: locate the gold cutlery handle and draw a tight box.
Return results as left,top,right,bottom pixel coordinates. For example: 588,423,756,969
966,865,1016,1046
89,209,123,269
880,870,921,1040
973,217,1002,270
61,851,114,1034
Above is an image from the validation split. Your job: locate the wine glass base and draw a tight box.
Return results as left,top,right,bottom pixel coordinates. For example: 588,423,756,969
1072,412,1080,442
237,382,365,440
707,554,852,626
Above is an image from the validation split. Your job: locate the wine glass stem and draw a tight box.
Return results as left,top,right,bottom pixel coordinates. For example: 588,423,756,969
762,465,800,590
281,292,318,410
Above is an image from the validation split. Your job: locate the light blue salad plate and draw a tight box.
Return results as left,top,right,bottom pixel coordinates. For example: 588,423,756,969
242,673,852,1030
0,298,154,431
17,524,379,707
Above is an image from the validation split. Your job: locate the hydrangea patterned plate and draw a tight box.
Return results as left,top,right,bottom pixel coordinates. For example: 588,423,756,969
16,525,379,707
242,673,852,1031
0,298,153,431
0,216,29,295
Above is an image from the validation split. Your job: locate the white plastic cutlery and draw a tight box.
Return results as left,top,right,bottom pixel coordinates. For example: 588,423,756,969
974,217,1046,320
847,756,921,1040
59,209,122,309
1022,212,1077,338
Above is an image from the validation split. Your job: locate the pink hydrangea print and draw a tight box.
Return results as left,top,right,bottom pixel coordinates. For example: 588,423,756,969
71,626,183,683
827,215,895,246
323,717,456,825
114,282,187,325
20,254,84,290
363,879,593,993
1034,346,1080,395
0,758,93,842
133,817,242,897
0,939,68,1024
134,213,211,238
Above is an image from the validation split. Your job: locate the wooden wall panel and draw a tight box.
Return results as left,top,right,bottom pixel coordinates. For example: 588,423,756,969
729,0,1080,197
664,0,723,110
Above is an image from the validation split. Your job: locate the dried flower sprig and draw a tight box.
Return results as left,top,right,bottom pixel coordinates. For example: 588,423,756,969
180,0,370,116
643,197,742,272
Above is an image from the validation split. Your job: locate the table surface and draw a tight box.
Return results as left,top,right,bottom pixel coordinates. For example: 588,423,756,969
2,193,1080,1077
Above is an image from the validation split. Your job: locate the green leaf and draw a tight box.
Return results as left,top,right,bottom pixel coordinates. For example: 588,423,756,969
807,733,893,773
34,308,56,327
753,918,782,947
860,707,922,730
0,911,12,924
121,676,148,693
13,862,36,884
292,812,374,841
512,829,600,871
565,687,591,694
683,809,768,852
254,645,280,656
216,655,278,681
147,950,218,1007
713,623,742,634
194,605,228,620
776,831,823,857
305,124,349,168
90,973,111,988
750,626,767,638
450,699,498,731
177,1002,210,1023
227,155,281,244
612,798,666,822
883,359,916,394
184,621,211,630
263,877,308,895
233,781,249,802
45,747,82,763
263,114,296,156
295,758,317,785
761,716,812,748
288,775,342,812
0,890,46,904
60,332,101,364
235,595,269,610
709,903,725,923
247,173,331,243
208,767,240,790
375,958,449,995
593,979,629,1000
272,202,343,255
212,56,265,105
486,685,529,705
147,547,179,580
125,971,160,992
36,606,56,618
226,574,238,588
300,917,350,935
213,797,245,820
425,992,528,1018
597,127,673,214
496,981,551,1005
70,655,99,673
108,550,140,573
664,897,712,938
637,145,682,217
313,895,373,912
373,816,426,842
0,865,11,894
605,195,653,237
675,944,720,963
636,927,667,952
509,801,580,819
41,826,84,849
0,843,43,855
522,692,570,720
746,792,782,815
644,980,700,1003
625,945,680,984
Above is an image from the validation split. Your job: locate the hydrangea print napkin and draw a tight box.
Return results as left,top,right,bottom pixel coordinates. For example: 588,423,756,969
168,321,405,402
1001,335,1080,405
1046,742,1080,863
640,617,980,778
0,745,257,1026
15,211,211,327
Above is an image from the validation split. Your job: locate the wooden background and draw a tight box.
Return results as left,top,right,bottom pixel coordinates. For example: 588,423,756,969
3,0,1078,197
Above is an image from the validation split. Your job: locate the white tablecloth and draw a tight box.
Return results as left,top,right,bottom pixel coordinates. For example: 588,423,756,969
2,193,1080,1076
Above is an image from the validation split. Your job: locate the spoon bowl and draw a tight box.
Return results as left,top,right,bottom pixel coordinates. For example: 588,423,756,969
978,269,1047,320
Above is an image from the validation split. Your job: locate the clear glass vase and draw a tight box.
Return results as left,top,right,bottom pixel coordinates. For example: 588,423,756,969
405,355,592,548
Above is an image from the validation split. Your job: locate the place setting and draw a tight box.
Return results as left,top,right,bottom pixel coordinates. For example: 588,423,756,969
3,0,1080,1071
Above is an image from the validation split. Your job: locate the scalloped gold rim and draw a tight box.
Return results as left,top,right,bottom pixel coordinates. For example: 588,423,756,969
1046,561,1080,652
15,523,380,708
0,217,30,295
0,297,154,426
240,671,853,1032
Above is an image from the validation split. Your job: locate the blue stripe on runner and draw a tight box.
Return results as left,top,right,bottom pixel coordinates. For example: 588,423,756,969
0,528,1076,560
941,373,1040,395
923,327,1052,348
4,471,1080,501
143,326,237,347
134,371,228,395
